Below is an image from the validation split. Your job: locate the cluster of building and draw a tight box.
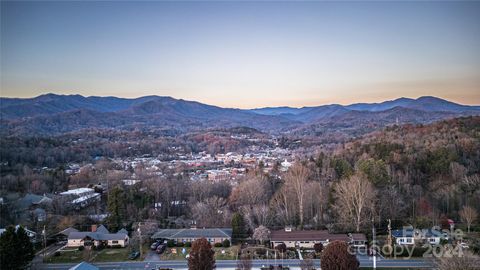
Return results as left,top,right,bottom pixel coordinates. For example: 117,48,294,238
59,188,101,210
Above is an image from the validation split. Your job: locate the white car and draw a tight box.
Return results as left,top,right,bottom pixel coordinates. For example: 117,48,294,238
459,242,469,249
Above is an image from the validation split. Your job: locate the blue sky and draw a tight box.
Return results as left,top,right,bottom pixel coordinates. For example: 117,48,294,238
1,1,479,108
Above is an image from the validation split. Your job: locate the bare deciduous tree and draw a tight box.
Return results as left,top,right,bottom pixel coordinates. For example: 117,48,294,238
284,164,310,228
333,173,376,232
435,252,480,270
252,225,270,245
192,196,230,227
270,184,296,226
240,204,273,230
459,205,478,233
236,255,252,270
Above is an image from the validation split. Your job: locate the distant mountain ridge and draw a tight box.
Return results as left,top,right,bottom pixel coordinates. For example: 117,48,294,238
251,96,480,116
1,94,479,136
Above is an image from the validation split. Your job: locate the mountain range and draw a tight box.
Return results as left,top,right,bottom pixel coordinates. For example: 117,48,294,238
1,94,479,136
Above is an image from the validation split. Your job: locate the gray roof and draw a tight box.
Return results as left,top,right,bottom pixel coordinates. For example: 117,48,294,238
15,193,52,210
95,225,109,234
68,231,128,241
69,262,99,270
151,228,232,240
117,228,128,235
58,227,79,236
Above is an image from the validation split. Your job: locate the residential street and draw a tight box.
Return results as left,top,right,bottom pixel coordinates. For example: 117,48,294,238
144,250,161,262
37,257,436,269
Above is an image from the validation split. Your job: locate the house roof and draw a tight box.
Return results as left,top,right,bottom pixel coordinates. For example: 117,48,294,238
151,228,232,240
350,233,367,241
95,225,109,234
68,232,128,241
392,228,443,238
60,188,94,196
69,262,99,270
270,230,350,242
57,227,79,236
15,193,52,210
117,228,128,235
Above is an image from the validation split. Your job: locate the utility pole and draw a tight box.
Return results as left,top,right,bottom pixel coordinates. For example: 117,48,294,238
387,219,392,257
138,223,142,258
372,217,376,269
42,225,47,259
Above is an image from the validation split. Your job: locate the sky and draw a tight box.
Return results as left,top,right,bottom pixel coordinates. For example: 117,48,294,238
1,1,479,109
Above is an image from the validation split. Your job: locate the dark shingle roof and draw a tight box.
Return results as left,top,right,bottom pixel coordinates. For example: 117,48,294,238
392,228,443,238
15,194,52,210
270,230,350,242
95,225,109,234
58,227,79,236
68,231,128,241
151,228,232,240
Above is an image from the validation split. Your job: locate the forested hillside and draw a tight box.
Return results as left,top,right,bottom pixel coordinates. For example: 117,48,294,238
1,116,478,235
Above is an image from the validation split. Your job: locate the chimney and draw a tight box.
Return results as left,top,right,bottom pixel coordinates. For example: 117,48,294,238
91,224,97,232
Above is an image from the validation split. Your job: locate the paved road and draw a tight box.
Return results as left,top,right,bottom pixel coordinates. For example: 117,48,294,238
144,250,161,262
37,257,436,269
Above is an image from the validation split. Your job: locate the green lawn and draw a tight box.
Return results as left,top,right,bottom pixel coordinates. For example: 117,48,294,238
213,245,240,260
44,250,85,263
160,245,240,260
92,248,131,262
44,245,145,263
160,247,190,260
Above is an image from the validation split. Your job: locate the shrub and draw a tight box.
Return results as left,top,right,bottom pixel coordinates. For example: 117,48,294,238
78,246,85,251
275,243,287,253
222,239,230,248
177,242,185,247
314,242,324,253
54,251,60,257
256,248,266,255
185,242,192,247
214,242,223,248
167,240,175,247
321,241,359,270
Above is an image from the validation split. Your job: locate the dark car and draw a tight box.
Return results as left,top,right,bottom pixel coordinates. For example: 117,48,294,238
150,241,161,250
128,251,140,260
156,244,166,254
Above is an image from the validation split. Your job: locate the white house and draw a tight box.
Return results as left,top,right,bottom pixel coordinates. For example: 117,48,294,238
67,225,129,248
269,228,363,249
392,228,443,245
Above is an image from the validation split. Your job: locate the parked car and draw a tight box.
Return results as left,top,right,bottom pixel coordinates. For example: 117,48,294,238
156,244,166,254
128,251,140,260
151,241,161,250
459,242,469,249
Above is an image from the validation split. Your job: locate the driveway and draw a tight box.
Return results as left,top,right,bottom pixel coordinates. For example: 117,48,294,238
144,250,161,261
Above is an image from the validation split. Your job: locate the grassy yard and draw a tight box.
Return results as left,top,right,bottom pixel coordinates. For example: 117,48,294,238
160,245,240,260
44,244,149,263
92,248,131,262
213,245,240,260
160,247,190,260
44,249,86,263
